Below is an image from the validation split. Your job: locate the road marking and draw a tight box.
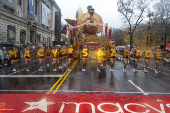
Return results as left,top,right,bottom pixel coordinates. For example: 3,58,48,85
46,59,78,94
128,80,148,95
138,63,170,76
0,74,62,78
52,59,79,94
0,90,170,95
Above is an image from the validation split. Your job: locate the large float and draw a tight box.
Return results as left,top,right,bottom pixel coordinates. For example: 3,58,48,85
72,5,112,59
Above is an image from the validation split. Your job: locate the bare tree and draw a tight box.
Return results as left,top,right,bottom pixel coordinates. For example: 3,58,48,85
154,0,170,46
112,29,125,46
117,0,150,50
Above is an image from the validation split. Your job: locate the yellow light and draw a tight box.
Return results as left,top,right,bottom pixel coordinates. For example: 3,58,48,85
82,49,88,57
98,50,103,56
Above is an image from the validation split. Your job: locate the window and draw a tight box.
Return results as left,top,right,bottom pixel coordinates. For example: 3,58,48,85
17,0,22,6
35,0,37,15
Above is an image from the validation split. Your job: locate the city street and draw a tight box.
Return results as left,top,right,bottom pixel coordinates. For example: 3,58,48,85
1,57,170,112
0,56,170,95
1,0,170,112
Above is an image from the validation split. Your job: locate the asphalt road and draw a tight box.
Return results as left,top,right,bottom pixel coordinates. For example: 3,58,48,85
0,56,170,95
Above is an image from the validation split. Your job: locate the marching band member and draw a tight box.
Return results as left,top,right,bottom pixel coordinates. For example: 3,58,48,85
133,45,142,72
52,45,59,72
97,45,103,72
62,46,67,66
74,48,79,60
46,46,51,67
11,47,18,71
110,45,117,72
59,46,63,69
24,47,31,71
67,45,74,71
122,46,130,72
38,46,45,72
144,47,152,73
154,48,162,73
82,45,89,71
102,47,107,68
51,46,55,65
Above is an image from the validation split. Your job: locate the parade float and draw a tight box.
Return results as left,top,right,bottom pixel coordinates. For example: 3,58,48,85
67,5,112,59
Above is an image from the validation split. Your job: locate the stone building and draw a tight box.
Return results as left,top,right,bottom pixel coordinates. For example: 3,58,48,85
0,0,61,45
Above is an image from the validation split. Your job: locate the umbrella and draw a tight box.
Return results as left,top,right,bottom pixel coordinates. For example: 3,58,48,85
65,18,77,26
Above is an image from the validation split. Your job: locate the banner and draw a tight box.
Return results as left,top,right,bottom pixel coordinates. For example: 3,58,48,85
0,94,170,112
7,25,16,42
78,36,107,44
49,37,52,46
42,2,52,28
0,0,16,10
28,0,34,19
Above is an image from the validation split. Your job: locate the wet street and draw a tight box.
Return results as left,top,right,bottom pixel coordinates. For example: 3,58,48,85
1,57,170,113
0,56,170,95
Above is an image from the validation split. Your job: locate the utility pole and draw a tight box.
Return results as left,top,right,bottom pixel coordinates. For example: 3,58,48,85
146,13,153,46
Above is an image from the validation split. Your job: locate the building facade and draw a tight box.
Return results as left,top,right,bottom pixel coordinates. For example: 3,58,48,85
0,0,61,45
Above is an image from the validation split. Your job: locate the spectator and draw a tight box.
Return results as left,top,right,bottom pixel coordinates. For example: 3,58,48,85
0,47,4,67
2,47,9,66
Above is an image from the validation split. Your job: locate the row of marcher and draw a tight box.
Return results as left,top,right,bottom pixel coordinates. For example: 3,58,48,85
8,44,162,73
95,45,162,73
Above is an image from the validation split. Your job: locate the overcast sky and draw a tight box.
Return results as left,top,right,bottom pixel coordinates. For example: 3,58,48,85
55,0,159,29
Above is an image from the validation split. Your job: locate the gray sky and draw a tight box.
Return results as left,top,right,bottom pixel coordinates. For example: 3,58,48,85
55,0,158,29
55,0,123,28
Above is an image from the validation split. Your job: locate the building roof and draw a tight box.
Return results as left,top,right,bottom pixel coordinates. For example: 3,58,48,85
76,7,84,19
52,0,61,11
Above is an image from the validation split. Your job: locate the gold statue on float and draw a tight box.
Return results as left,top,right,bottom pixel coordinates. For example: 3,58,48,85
75,5,104,35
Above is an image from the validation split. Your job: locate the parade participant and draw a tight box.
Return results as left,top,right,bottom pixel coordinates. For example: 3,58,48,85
97,45,103,72
141,48,144,58
122,46,130,72
107,48,111,61
82,45,89,71
110,45,117,71
24,47,31,71
59,46,63,69
8,48,13,67
74,49,79,60
51,46,55,65
154,48,162,73
130,48,135,68
133,45,142,72
38,46,45,72
102,47,107,68
67,45,74,71
62,46,67,66
144,47,152,73
0,47,4,67
11,47,18,71
52,45,59,72
2,47,9,66
46,46,51,67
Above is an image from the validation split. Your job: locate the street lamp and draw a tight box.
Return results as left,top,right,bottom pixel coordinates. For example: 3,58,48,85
146,13,153,46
